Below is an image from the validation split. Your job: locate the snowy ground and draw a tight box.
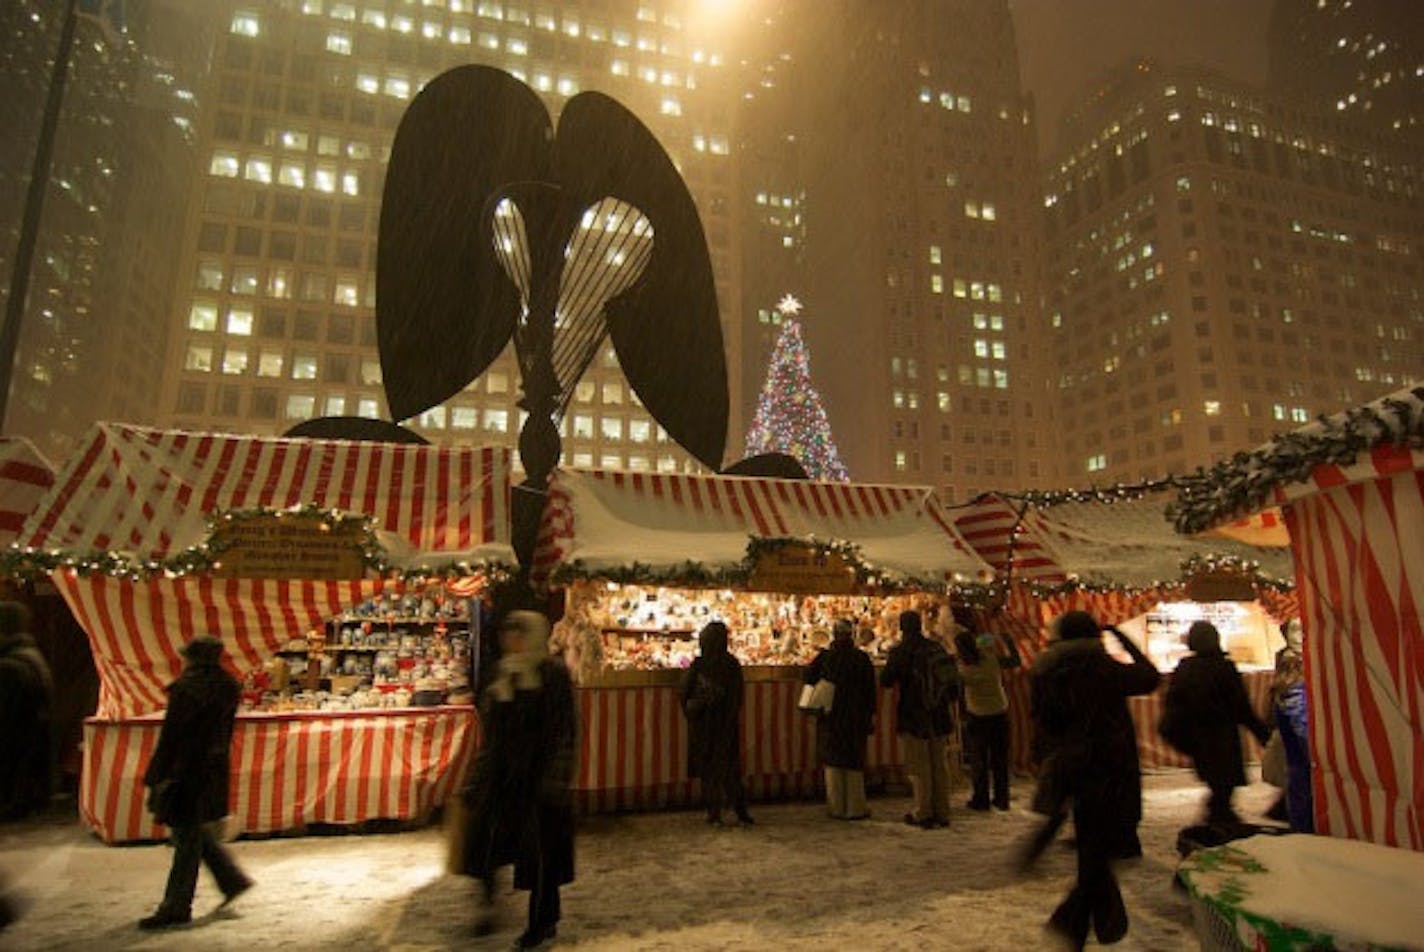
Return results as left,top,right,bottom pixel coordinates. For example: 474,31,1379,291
0,770,1277,951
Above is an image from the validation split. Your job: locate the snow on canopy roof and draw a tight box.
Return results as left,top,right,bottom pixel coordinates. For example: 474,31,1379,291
0,437,55,548
1171,385,1424,537
18,423,513,570
533,468,991,587
1002,489,1293,589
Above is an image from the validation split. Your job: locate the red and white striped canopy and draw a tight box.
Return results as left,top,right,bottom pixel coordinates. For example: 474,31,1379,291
953,490,1294,590
1171,386,1424,850
20,423,513,568
0,437,55,548
534,468,990,587
19,424,512,719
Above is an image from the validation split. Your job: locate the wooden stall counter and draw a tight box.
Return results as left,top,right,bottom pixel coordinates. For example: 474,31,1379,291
573,665,904,813
81,705,478,844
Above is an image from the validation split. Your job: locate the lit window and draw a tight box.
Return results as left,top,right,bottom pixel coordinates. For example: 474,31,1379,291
611,59,630,76
226,308,254,336
993,369,1009,389
291,355,318,379
981,203,996,221
357,398,379,418
356,73,379,94
279,163,305,188
929,246,942,265
937,392,950,412
894,451,907,471
331,4,355,20
318,135,341,156
210,152,239,177
974,340,989,358
450,407,477,430
600,454,622,469
257,351,283,377
326,31,351,54
965,201,980,219
359,360,381,385
196,262,223,291
600,417,623,440
479,409,507,433
230,267,259,295
508,38,527,55
1203,400,1221,416
418,407,446,429
361,9,386,28
384,76,410,99
574,380,594,403
185,344,214,372
341,172,359,196
601,382,623,404
660,97,682,116
479,32,498,49
930,275,943,293
1086,453,1107,472
334,280,359,306
629,419,650,443
892,390,904,409
221,349,249,375
325,396,346,417
572,415,594,439
557,77,578,96
313,167,336,192
449,26,471,44
285,394,316,420
231,11,260,36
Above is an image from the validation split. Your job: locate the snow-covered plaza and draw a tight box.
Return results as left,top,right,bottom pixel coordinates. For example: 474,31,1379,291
0,769,1264,951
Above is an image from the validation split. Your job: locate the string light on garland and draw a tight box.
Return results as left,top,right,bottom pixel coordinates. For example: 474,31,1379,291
1170,385,1424,534
0,503,513,583
743,295,850,482
549,534,991,597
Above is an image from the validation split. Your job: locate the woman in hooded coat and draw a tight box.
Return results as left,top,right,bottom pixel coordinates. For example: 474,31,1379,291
803,618,876,819
1160,620,1271,825
680,621,752,825
463,611,577,949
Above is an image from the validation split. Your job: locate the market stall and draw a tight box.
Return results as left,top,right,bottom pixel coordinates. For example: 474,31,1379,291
952,487,1297,772
533,468,992,812
0,436,55,546
1172,384,1424,850
13,423,513,843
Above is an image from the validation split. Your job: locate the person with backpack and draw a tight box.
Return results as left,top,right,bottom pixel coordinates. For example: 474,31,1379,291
881,609,958,828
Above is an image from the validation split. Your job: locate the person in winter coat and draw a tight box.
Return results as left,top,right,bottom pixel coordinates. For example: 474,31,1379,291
0,602,53,820
463,610,577,949
139,635,252,930
953,611,1021,812
1160,621,1272,825
803,618,876,820
1027,610,1160,950
1270,627,1313,832
680,621,753,826
881,609,957,828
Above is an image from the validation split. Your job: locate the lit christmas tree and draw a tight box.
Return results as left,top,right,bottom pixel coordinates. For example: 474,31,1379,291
744,295,850,481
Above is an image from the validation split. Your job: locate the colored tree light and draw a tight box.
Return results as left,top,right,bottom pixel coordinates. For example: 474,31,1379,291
744,304,849,481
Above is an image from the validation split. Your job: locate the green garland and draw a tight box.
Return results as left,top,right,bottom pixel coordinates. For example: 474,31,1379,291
549,534,987,596
0,503,513,583
1170,385,1424,535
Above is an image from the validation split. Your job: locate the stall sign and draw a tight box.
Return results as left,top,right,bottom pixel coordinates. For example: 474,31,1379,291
747,543,857,595
210,514,367,580
1186,570,1257,603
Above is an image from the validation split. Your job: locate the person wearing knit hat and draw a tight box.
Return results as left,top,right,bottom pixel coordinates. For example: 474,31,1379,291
139,636,252,930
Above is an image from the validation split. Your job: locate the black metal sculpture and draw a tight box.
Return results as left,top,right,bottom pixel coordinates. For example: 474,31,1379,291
288,66,803,573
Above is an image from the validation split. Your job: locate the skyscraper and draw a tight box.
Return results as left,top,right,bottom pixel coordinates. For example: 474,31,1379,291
1041,61,1423,485
738,0,1049,499
160,0,743,477
1,0,201,457
1268,0,1424,144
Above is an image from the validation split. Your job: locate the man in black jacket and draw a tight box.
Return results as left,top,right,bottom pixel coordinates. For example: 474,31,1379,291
139,635,252,930
880,610,956,828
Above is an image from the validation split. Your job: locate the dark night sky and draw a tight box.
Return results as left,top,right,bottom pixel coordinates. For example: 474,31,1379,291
1010,0,1278,155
